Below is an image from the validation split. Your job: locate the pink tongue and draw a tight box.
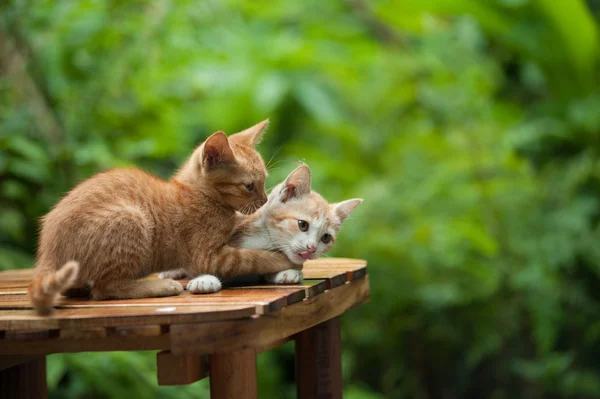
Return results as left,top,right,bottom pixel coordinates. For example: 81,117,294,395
298,252,313,259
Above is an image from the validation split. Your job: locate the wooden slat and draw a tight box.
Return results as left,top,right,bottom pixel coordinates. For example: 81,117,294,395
304,258,368,282
348,266,367,281
303,267,366,281
220,274,328,297
0,269,33,291
302,279,328,297
0,292,305,314
227,279,327,298
0,288,306,315
157,351,207,386
0,283,31,289
170,276,370,355
304,258,366,267
0,303,257,331
303,272,348,289
0,288,27,295
0,269,33,279
160,288,305,314
300,259,368,289
0,294,29,308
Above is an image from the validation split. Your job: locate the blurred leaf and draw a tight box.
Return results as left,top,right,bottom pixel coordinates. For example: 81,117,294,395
0,207,25,241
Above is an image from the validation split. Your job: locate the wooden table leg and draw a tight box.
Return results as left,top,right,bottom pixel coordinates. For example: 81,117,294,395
0,357,47,399
209,348,257,399
295,317,343,399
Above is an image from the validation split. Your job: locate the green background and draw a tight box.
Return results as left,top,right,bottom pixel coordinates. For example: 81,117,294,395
2,0,600,398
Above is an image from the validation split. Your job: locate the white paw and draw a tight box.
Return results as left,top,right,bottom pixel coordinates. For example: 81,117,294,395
266,269,303,285
158,268,190,280
187,275,222,294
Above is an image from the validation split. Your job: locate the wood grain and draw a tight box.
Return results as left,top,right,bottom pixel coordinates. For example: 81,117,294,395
0,289,27,296
256,337,291,354
0,288,305,315
224,279,327,298
303,272,348,289
303,258,367,283
295,318,342,399
0,303,256,330
304,258,367,267
0,268,33,283
157,351,207,386
170,276,370,355
209,348,257,399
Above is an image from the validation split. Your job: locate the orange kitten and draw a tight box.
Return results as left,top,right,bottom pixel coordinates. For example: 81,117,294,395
28,120,295,315
166,164,362,293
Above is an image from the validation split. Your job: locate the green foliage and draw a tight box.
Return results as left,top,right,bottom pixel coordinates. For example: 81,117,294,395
47,352,210,399
2,0,600,398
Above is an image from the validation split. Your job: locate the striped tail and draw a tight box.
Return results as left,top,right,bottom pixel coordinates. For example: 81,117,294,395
28,261,79,315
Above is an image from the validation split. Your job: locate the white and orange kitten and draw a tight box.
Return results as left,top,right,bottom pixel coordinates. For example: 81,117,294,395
163,164,362,293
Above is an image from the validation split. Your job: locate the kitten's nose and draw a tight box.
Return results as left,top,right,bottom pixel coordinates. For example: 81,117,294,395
258,192,268,206
306,245,316,254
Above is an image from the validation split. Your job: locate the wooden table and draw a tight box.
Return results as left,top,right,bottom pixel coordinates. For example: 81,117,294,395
0,258,369,399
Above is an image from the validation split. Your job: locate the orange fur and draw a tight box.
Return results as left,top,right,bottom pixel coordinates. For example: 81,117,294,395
28,261,79,315
29,120,294,314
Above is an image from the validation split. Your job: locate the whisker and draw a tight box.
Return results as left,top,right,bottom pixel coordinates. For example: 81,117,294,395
266,145,283,170
266,162,284,173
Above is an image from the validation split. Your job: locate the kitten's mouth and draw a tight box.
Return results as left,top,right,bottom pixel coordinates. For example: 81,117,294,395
287,252,313,265
296,251,315,260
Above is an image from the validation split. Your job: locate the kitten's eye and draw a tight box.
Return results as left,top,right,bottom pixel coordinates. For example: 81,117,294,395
245,183,254,191
298,220,309,232
321,233,332,244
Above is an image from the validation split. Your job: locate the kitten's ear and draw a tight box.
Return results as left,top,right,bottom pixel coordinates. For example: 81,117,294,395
229,119,269,146
280,164,311,202
332,199,363,223
201,131,235,169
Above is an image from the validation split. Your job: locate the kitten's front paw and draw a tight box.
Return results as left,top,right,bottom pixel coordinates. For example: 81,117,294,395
187,275,222,294
266,269,303,285
158,268,190,280
154,279,184,296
